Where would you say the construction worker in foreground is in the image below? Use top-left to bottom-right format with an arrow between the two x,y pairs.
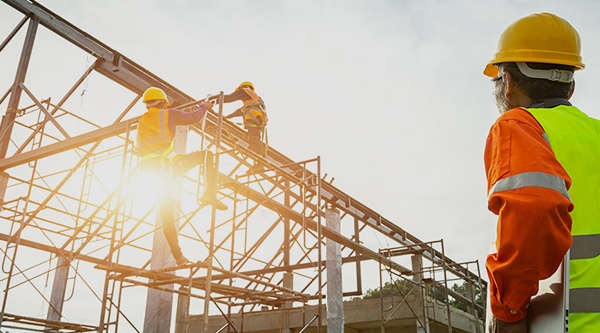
223,81 -> 268,174
137,87 -> 227,266
484,13 -> 600,332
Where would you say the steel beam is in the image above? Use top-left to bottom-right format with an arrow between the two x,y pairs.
0,16 -> 28,54
0,116 -> 140,170
0,16 -> 37,158
220,174 -> 412,275
0,233 -> 303,305
2,0 -> 191,104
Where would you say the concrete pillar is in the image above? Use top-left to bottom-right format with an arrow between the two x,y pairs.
46,255 -> 70,323
143,126 -> 188,333
281,272 -> 294,333
411,254 -> 429,333
465,282 -> 475,316
466,282 -> 482,333
142,226 -> 175,333
175,287 -> 190,333
326,208 -> 344,332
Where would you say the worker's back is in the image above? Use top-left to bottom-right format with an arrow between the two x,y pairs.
528,104 -> 600,332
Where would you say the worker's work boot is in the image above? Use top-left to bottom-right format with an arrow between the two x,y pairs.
200,195 -> 228,211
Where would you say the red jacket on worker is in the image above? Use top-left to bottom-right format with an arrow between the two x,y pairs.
484,106 -> 573,322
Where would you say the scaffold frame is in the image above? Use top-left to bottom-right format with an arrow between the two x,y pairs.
0,1 -> 486,332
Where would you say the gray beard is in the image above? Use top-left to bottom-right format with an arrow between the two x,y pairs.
493,80 -> 511,115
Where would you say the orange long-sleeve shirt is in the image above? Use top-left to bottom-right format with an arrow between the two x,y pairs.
484,107 -> 573,322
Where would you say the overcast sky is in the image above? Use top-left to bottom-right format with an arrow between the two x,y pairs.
2,0 -> 600,306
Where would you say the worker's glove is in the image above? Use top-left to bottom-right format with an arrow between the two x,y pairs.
489,317 -> 527,333
200,100 -> 214,111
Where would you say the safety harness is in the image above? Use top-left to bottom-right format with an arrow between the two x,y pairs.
240,100 -> 269,156
137,108 -> 177,174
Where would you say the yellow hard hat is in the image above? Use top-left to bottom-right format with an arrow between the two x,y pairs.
484,13 -> 584,78
142,87 -> 170,106
239,81 -> 254,90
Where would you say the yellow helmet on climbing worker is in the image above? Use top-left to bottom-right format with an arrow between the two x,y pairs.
484,13 -> 585,78
142,87 -> 170,107
238,81 -> 254,90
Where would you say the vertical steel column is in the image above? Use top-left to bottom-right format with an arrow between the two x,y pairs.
226,192 -> 238,333
282,180 -> 293,333
0,19 -> 38,324
353,217 -> 362,294
0,171 -> 8,204
0,17 -> 38,158
284,180 -> 290,269
316,156 -> 323,333
202,92 -> 225,333
379,260 -> 385,333
440,240 -> 452,333
326,207 -> 344,332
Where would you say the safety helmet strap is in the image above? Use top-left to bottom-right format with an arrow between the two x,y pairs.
516,62 -> 574,83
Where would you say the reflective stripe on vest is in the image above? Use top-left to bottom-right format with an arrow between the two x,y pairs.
137,108 -> 173,156
489,171 -> 571,200
571,234 -> 600,260
527,106 -> 600,326
570,288 -> 600,313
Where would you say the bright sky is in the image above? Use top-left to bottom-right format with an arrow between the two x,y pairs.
2,0 -> 600,324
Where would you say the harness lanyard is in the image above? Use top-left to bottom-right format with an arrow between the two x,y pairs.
200,95 -> 210,151
242,105 -> 268,157
262,126 -> 269,156
257,99 -> 268,154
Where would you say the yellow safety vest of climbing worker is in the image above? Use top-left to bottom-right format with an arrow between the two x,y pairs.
136,107 -> 174,168
239,87 -> 268,130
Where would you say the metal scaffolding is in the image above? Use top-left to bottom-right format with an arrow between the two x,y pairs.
379,241 -> 486,333
0,1 -> 486,332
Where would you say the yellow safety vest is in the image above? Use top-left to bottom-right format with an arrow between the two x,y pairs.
137,108 -> 173,157
528,105 -> 600,332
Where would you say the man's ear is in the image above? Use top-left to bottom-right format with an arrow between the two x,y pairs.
503,71 -> 515,99
568,80 -> 575,100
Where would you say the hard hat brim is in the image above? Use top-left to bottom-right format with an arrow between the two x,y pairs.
484,64 -> 499,78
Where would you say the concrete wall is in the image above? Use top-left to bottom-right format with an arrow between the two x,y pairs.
185,295 -> 483,333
